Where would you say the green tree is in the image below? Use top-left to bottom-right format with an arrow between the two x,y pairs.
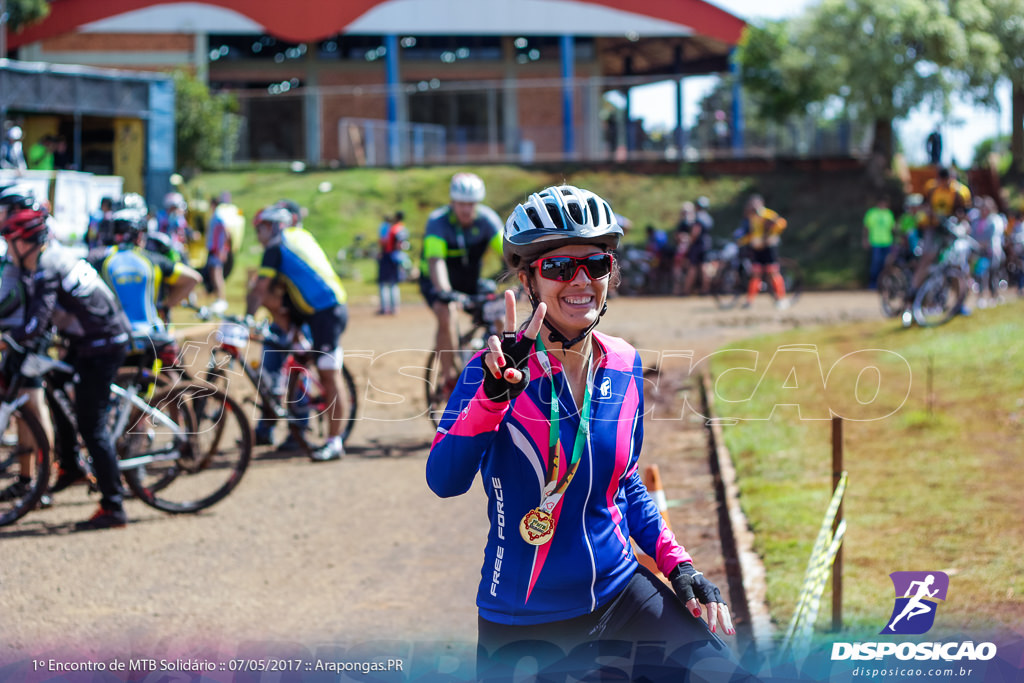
979,0 -> 1024,177
173,70 -> 240,175
735,19 -> 829,121
5,0 -> 50,33
737,0 -> 1001,165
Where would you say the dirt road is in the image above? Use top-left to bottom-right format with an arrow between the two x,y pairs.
0,291 -> 883,676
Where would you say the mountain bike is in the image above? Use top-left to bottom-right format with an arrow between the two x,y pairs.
708,241 -> 803,309
190,306 -> 358,455
877,249 -> 917,318
43,335 -> 252,514
0,344 -> 52,526
1,331 -> 252,524
911,233 -> 977,327
424,287 -> 507,428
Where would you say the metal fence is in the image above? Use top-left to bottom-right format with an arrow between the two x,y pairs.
224,78 -> 874,167
337,118 -> 446,166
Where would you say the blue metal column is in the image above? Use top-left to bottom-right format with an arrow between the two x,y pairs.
146,78 -> 176,207
560,34 -> 575,157
675,78 -> 684,153
730,48 -> 744,152
385,34 -> 401,166
674,46 -> 685,153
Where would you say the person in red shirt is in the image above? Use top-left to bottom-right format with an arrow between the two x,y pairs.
377,211 -> 407,315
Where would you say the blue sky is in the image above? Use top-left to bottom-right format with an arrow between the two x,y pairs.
630,0 -> 1010,166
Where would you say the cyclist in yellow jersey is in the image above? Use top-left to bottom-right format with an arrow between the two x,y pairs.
247,206 -> 349,462
914,167 -> 970,289
738,194 -> 788,308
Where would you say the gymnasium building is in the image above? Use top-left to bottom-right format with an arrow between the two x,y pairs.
5,0 -> 745,166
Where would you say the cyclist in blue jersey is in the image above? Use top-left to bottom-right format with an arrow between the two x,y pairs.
89,209 -> 201,339
247,206 -> 349,462
427,186 -> 752,681
420,173 -> 505,396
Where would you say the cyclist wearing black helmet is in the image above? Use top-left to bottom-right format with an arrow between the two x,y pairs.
0,205 -> 132,530
88,208 -> 201,338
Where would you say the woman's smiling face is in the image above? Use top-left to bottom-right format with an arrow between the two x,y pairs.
520,243 -> 611,340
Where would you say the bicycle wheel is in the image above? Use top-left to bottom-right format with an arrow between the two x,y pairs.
424,345 -> 477,428
711,265 -> 744,309
283,361 -> 358,454
912,269 -> 967,327
877,265 -> 909,318
121,383 -> 252,513
778,258 -> 803,304
0,407 -> 51,527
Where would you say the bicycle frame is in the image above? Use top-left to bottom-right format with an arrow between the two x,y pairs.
41,354 -> 189,476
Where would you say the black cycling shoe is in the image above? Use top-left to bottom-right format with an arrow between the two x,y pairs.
0,478 -> 30,502
254,430 -> 275,447
49,467 -> 87,493
74,505 -> 128,531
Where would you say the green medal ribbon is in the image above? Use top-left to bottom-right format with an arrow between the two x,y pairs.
534,335 -> 594,514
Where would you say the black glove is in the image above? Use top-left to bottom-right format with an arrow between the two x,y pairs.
481,332 -> 533,403
669,562 -> 725,608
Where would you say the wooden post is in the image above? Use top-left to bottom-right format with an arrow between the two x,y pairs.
831,416 -> 844,632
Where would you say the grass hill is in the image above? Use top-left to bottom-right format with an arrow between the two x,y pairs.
185,165 -> 880,302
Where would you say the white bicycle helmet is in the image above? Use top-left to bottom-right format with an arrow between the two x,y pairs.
255,205 -> 292,229
121,192 -> 148,213
449,172 -> 486,203
504,185 -> 622,269
164,192 -> 186,211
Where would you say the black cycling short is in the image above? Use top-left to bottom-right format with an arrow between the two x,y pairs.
419,275 -> 476,308
304,304 -> 348,356
751,246 -> 779,266
476,564 -> 757,682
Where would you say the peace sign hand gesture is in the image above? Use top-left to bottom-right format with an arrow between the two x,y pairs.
481,290 -> 546,402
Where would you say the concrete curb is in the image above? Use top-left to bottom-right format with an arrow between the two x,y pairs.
700,368 -> 775,655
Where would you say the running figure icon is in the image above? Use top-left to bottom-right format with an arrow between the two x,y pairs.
887,574 -> 938,631
881,571 -> 949,635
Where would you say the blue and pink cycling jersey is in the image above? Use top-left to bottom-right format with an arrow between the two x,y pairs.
426,331 -> 692,626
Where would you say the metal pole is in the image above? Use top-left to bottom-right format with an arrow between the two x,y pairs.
1,0 -> 8,59
831,416 -> 844,632
384,34 -> 400,166
729,48 -> 744,152
560,34 -> 575,158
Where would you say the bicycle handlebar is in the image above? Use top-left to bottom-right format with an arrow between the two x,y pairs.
181,302 -> 273,342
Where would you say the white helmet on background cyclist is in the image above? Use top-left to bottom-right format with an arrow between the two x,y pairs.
503,185 -> 622,269
163,192 -> 187,212
121,192 -> 148,213
450,173 -> 486,203
255,205 -> 292,231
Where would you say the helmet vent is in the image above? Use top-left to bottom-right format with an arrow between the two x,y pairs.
566,202 -> 583,225
525,206 -> 543,230
545,204 -> 565,231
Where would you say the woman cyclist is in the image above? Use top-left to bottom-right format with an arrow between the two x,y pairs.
426,185 -> 755,681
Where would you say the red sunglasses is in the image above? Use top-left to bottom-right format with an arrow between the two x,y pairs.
533,253 -> 614,282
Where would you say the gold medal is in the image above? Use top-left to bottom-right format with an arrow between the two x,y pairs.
519,508 -> 555,545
